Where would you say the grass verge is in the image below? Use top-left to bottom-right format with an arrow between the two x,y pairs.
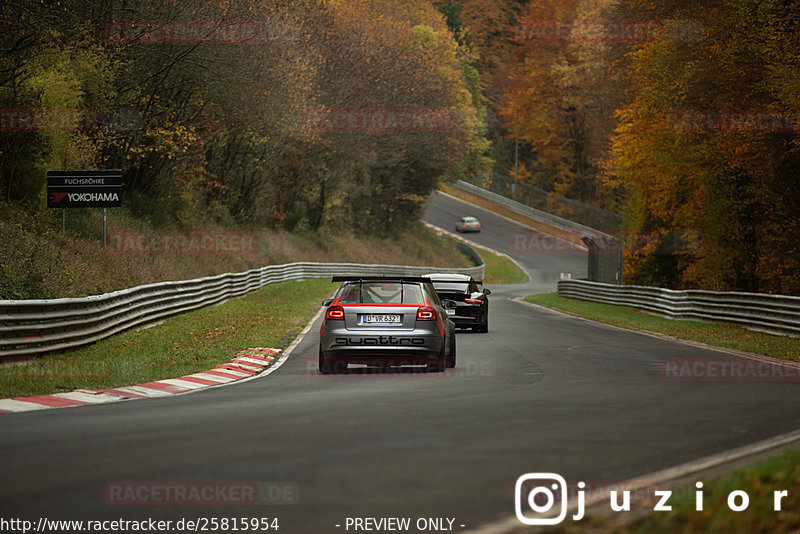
524,293 -> 800,361
0,204 -> 470,299
427,224 -> 528,285
479,247 -> 528,285
542,448 -> 800,534
0,278 -> 333,398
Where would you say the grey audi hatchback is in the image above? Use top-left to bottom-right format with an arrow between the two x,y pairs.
319,276 -> 456,374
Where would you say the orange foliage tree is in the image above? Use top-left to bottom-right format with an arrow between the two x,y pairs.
607,0 -> 800,293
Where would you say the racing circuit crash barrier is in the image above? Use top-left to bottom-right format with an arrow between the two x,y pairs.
558,279 -> 800,337
0,260 -> 484,360
453,180 -> 623,284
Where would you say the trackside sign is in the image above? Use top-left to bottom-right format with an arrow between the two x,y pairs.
47,170 -> 123,208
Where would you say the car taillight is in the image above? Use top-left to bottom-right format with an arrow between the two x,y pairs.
326,306 -> 344,320
465,298 -> 483,304
416,306 -> 436,320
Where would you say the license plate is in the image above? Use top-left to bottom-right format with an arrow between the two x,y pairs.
361,314 -> 401,324
446,309 -> 455,316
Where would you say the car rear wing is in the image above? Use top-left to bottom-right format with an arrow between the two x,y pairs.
430,279 -> 483,285
331,276 -> 433,283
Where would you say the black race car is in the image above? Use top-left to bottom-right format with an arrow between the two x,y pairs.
424,273 -> 490,333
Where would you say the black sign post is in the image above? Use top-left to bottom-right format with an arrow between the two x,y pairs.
47,170 -> 124,248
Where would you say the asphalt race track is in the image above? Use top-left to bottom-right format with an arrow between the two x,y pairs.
1,192 -> 799,532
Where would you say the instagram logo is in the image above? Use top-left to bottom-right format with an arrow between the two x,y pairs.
514,472 -> 789,524
515,473 -> 574,525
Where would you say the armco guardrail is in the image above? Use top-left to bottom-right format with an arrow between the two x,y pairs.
558,279 -> 800,337
455,180 -> 599,235
487,172 -> 623,233
0,260 -> 484,359
454,180 -> 623,284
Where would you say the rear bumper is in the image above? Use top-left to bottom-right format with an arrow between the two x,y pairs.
322,351 -> 439,367
320,330 -> 444,364
450,316 -> 482,327
450,308 -> 486,327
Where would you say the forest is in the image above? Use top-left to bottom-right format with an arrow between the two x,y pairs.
2,0 -> 799,293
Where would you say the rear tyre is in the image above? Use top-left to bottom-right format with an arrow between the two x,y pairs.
320,349 -> 348,374
319,348 -> 332,375
427,343 -> 446,373
446,332 -> 456,369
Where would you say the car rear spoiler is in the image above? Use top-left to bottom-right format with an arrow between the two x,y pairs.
430,279 -> 483,285
331,276 -> 433,283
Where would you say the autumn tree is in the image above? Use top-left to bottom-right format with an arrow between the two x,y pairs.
0,1 -> 115,205
300,0 -> 490,233
0,0 -> 492,238
433,0 -> 520,174
607,0 -> 800,293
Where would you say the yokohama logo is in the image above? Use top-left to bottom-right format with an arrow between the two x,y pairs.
67,192 -> 120,202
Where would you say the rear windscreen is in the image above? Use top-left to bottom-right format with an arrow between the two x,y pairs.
432,282 -> 470,293
337,282 -> 424,304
